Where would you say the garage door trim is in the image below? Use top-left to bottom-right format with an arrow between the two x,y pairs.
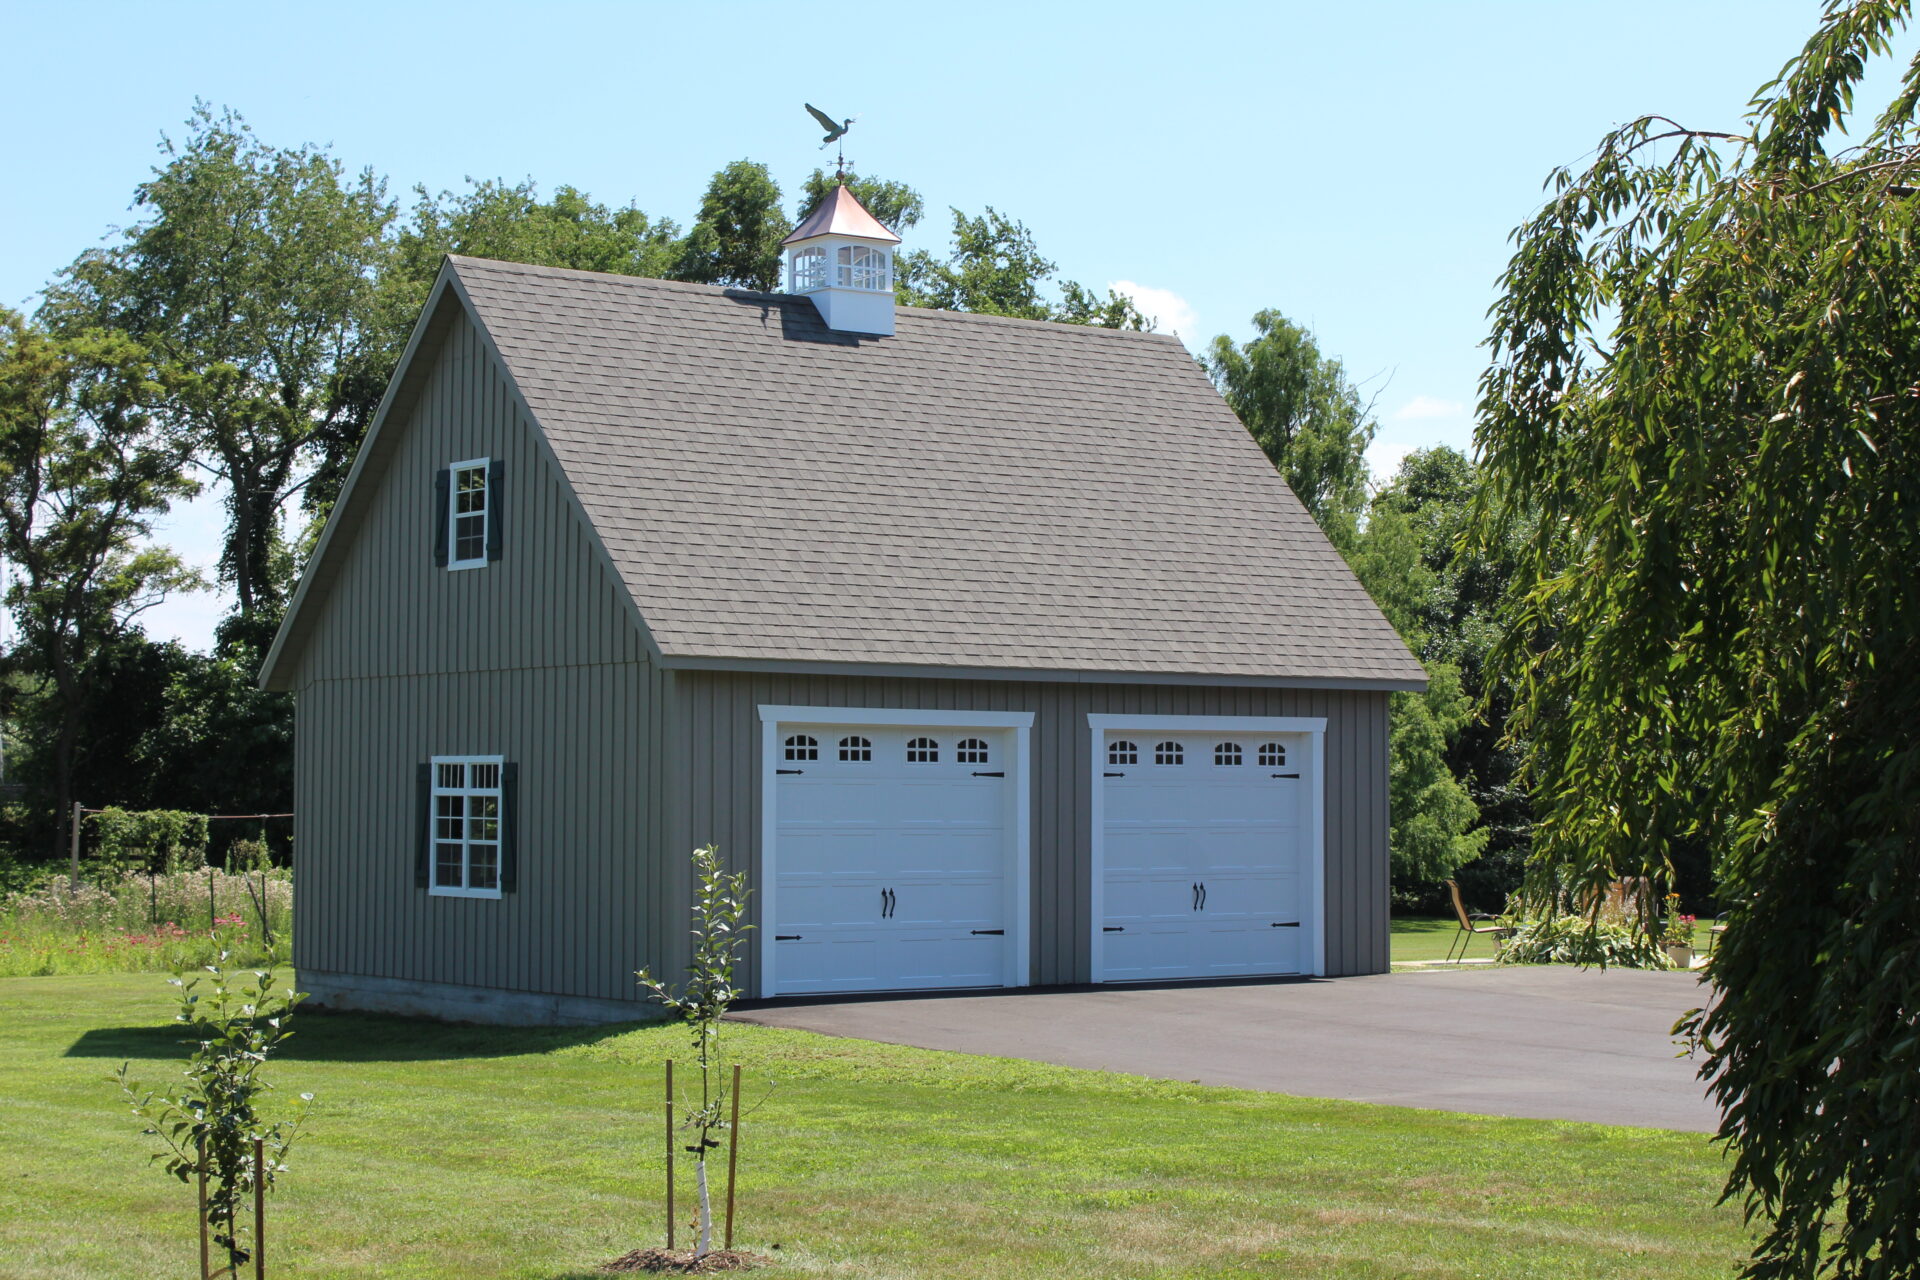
1087,713 -> 1327,981
757,704 -> 1035,997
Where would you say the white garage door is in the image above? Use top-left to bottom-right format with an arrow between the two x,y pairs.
769,723 -> 1016,996
1098,728 -> 1309,981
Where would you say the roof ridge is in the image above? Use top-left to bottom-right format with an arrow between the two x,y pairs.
446,255 -> 1180,344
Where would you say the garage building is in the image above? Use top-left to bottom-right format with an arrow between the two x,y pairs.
259,186 -> 1427,1023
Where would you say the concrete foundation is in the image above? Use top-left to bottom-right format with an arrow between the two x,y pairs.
297,968 -> 661,1027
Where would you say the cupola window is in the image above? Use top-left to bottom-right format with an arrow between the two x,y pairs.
789,246 -> 827,293
837,244 -> 890,291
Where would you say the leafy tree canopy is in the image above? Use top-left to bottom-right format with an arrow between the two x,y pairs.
1475,4 -> 1920,1274
900,207 -> 1148,329
674,159 -> 792,292
41,103 -> 393,620
1205,311 -> 1375,545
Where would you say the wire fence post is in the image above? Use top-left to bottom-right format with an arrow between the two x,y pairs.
68,800 -> 82,885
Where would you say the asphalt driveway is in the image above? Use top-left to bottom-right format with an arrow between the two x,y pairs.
734,966 -> 1721,1132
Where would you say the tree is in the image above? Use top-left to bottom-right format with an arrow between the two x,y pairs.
900,207 -> 1148,328
1371,447 -> 1534,905
638,846 -> 752,1261
673,160 -> 791,292
1346,497 -> 1488,886
1205,311 -> 1375,545
0,313 -> 199,856
41,104 -> 394,622
1475,5 -> 1920,1273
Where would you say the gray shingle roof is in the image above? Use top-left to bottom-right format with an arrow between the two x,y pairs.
450,256 -> 1425,686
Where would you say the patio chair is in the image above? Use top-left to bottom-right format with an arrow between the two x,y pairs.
1445,879 -> 1515,963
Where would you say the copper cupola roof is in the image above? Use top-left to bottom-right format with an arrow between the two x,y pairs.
780,183 -> 902,246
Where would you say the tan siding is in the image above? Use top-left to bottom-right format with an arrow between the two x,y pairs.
677,672 -> 1392,993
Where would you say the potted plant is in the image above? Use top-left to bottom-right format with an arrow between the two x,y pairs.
1661,894 -> 1697,969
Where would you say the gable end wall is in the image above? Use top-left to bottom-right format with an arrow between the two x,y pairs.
290,305 -> 662,1008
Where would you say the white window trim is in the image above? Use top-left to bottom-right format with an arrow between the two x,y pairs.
428,753 -> 504,899
447,456 -> 491,571
757,705 -> 1035,997
1086,714 -> 1327,980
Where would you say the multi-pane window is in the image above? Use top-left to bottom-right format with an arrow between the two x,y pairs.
1108,740 -> 1139,766
784,734 -> 819,761
790,246 -> 827,292
1154,740 -> 1185,765
836,244 -> 890,291
432,757 -> 502,897
955,738 -> 990,764
1214,742 -> 1244,766
838,735 -> 871,761
449,459 -> 490,568
906,736 -> 939,763
1258,742 -> 1288,767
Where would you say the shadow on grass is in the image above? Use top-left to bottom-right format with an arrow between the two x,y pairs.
66,1004 -> 651,1064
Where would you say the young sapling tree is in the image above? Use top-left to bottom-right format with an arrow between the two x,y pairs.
116,945 -> 311,1276
638,844 -> 752,1260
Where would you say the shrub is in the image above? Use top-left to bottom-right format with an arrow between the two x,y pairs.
91,808 -> 210,878
1497,913 -> 1669,969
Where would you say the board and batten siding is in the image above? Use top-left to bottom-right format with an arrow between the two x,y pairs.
674,671 -> 1392,992
286,304 -> 664,1009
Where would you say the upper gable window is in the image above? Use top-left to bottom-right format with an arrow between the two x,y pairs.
446,457 -> 492,570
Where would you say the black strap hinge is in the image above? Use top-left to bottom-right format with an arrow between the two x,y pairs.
1103,926 -> 1124,933
971,771 -> 1004,777
970,928 -> 1005,936
1104,771 -> 1125,777
777,768 -> 804,775
775,934 -> 802,940
1271,921 -> 1301,928
1271,772 -> 1300,779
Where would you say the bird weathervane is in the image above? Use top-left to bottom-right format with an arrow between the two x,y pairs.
805,103 -> 855,177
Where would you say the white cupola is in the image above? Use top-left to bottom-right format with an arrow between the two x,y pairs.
781,183 -> 901,337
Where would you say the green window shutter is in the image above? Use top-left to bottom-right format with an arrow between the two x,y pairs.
415,762 -> 431,888
433,468 -> 450,567
486,459 -> 504,562
499,761 -> 519,893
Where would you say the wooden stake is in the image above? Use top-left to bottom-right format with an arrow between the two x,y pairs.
664,1059 -> 675,1250
69,801 -> 82,885
254,1138 -> 266,1280
724,1064 -> 742,1251
197,1133 -> 211,1280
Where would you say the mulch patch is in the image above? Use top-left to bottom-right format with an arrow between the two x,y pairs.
600,1247 -> 771,1273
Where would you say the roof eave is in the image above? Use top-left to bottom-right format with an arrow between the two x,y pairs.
656,653 -> 1428,692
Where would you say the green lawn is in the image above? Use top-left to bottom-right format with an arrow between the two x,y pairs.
0,972 -> 1749,1279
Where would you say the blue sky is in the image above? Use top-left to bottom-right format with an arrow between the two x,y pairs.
0,1 -> 1887,649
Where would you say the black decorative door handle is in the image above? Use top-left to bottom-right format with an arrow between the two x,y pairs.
1199,883 -> 1207,910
